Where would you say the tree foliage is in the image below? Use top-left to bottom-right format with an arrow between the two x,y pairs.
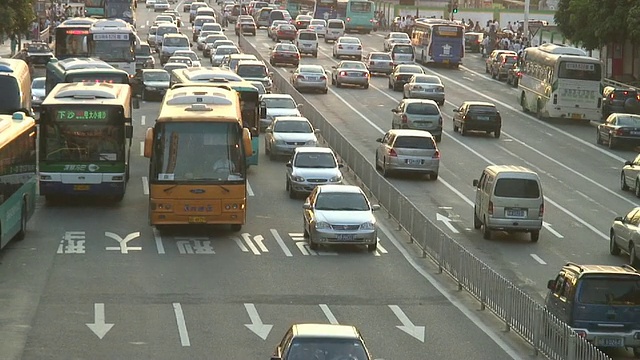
554,0 -> 638,50
0,0 -> 35,36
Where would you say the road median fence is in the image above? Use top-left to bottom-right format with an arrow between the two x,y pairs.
237,34 -> 611,360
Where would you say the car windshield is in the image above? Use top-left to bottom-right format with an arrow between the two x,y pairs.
279,25 -> 296,31
202,24 -> 222,31
294,153 -> 336,168
250,82 -> 266,94
340,38 -> 360,44
157,16 -> 173,22
299,32 -> 316,40
144,71 -> 170,81
27,43 -> 51,53
310,20 -> 326,26
157,27 -> 178,36
398,66 -> 422,73
414,75 -> 440,84
237,65 -> 267,77
394,136 -> 434,149
617,116 -> 640,127
340,62 -> 365,70
578,278 -> 640,305
175,52 -> 198,61
136,46 -> 152,56
263,97 -> 296,108
170,57 -> 191,64
32,78 -> 45,88
164,37 -> 189,47
206,36 -> 226,43
300,66 -> 324,74
393,45 -> 413,54
390,33 -> 409,39
276,44 -> 297,52
215,47 -> 239,55
315,192 -> 369,211
468,105 -> 497,114
274,120 -> 312,133
494,178 -> 540,198
406,103 -> 440,115
370,53 -> 391,60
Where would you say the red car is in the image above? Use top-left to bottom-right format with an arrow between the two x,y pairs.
270,43 -> 300,67
273,24 -> 297,42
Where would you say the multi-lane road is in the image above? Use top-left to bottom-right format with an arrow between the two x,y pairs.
0,3 -> 544,360
240,9 -> 640,360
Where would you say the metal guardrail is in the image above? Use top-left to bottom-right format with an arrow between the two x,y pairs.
237,34 -> 612,360
603,78 -> 640,92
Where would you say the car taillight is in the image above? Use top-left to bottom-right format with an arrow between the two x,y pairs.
297,75 -> 304,79
339,71 -> 347,76
463,115 -> 469,121
295,53 -> 300,58
389,62 -> 394,66
539,203 -> 544,218
610,93 -> 616,99
320,75 -> 327,80
338,45 -> 343,49
637,94 -> 640,101
412,85 -> 422,90
346,17 -> 351,22
516,71 -> 522,77
370,18 -> 373,22
357,45 -> 362,50
488,201 -> 493,215
574,330 -> 587,338
388,148 -> 397,157
616,128 -> 624,136
432,150 -> 440,159
297,21 -> 301,25
401,114 -> 408,123
624,91 -> 629,96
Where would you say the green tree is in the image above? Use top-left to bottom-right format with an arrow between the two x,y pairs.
0,0 -> 34,37
554,0 -> 634,50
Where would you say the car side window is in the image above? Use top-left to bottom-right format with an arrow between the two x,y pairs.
606,116 -> 616,125
551,274 -> 566,296
631,210 -> 640,226
477,172 -> 486,189
562,277 -> 575,301
280,329 -> 294,356
624,209 -> 638,223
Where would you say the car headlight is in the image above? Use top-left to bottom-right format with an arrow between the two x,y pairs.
305,140 -> 316,145
329,175 -> 342,183
32,95 -> 39,100
315,221 -> 331,229
360,222 -> 376,230
291,175 -> 304,182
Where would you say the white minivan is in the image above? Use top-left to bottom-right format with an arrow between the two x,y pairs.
472,165 -> 544,242
296,30 -> 318,57
324,19 -> 345,43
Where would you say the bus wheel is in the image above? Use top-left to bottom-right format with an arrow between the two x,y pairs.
536,100 -> 547,120
230,224 -> 242,232
16,199 -> 27,241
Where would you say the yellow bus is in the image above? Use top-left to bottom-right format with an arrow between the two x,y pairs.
143,86 -> 252,230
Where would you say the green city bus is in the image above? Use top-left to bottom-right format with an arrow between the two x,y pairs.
39,82 -> 138,202
0,112 -> 37,249
45,57 -> 130,94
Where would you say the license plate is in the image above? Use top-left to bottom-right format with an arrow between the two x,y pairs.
304,44 -> 311,47
188,216 -> 207,224
73,185 -> 90,191
443,59 -> 450,64
308,76 -> 318,81
571,113 -> 582,119
506,209 -> 526,218
406,159 -> 423,165
631,131 -> 640,135
597,337 -> 623,347
477,116 -> 490,121
337,234 -> 355,241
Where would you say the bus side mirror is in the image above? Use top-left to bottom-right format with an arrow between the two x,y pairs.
125,124 -> 133,139
144,127 -> 154,158
132,97 -> 140,109
242,128 -> 253,157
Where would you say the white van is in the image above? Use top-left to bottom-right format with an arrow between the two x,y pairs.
324,19 -> 345,43
296,30 -> 318,57
472,165 -> 544,242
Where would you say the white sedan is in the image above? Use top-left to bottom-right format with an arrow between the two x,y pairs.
383,32 -> 411,51
332,36 -> 363,60
154,0 -> 170,12
308,19 -> 326,38
145,0 -> 157,8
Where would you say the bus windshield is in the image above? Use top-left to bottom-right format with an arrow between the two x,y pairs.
434,25 -> 463,37
55,30 -> 90,59
152,122 -> 245,182
558,61 -> 602,81
0,77 -> 21,115
85,0 -> 104,6
107,2 -> 134,19
41,106 -> 125,162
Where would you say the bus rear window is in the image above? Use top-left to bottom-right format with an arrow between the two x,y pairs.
434,25 -> 462,37
350,2 -> 371,12
558,61 -> 602,81
0,77 -> 20,115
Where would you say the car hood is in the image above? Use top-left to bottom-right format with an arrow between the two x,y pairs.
273,132 -> 317,142
292,167 -> 340,179
144,80 -> 170,87
314,209 -> 375,224
266,108 -> 301,117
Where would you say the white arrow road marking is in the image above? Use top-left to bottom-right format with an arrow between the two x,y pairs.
543,222 -> 563,238
141,176 -> 149,195
173,303 -> 191,346
253,235 -> 268,253
319,304 -> 339,325
244,303 -> 273,340
153,227 -> 165,254
86,303 -> 114,339
234,236 -> 249,252
436,213 -> 459,233
140,115 -> 146,125
388,305 -> 425,342
242,233 -> 261,255
270,229 -> 293,257
247,180 -> 254,196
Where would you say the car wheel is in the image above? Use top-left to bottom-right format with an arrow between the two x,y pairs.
313,52 -> 317,58
520,93 -> 528,112
388,80 -> 392,89
610,232 -> 621,255
461,124 -> 468,136
630,243 -> 640,267
288,185 -> 297,199
596,130 -> 603,145
367,242 -> 377,252
303,220 -> 309,238
141,89 -> 146,101
331,76 -> 335,85
635,181 -> 640,198
453,121 -> 459,132
336,81 -> 341,88
374,153 -> 380,169
530,230 -> 540,242
308,235 -> 319,250
482,219 -> 491,240
435,135 -> 441,142
621,172 -> 629,191
430,172 -> 438,181
608,134 -> 617,149
473,209 -> 481,229
494,128 -> 501,138
270,59 -> 275,65
363,83 -> 369,89
322,88 -> 328,94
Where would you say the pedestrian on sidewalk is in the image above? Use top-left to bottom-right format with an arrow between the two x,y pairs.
10,33 -> 17,57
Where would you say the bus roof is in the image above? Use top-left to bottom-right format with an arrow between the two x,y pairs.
157,86 -> 242,123
0,58 -> 29,75
537,43 -> 588,56
90,18 -> 132,30
59,17 -> 98,27
0,112 -> 35,148
524,46 -> 600,64
173,67 -> 243,83
42,83 -> 132,109
171,81 -> 260,94
50,57 -> 114,71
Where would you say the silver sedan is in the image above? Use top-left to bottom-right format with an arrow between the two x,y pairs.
364,52 -> 393,75
330,61 -> 370,89
403,74 -> 445,105
303,185 -> 380,252
264,116 -> 319,159
291,64 -> 328,94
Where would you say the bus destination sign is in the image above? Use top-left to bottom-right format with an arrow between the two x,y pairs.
56,109 -> 109,121
93,33 -> 129,41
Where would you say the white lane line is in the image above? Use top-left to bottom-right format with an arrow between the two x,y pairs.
247,180 -> 254,196
530,254 -> 547,265
140,141 -> 144,157
172,303 -> 191,347
141,115 -> 146,125
270,229 -> 293,257
319,304 -> 339,325
153,227 -> 165,254
378,222 -> 522,360
142,176 -> 149,195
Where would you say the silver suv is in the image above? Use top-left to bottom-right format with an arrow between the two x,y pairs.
160,34 -> 191,65
286,147 -> 343,198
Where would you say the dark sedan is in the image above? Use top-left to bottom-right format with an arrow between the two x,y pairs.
274,24 -> 297,42
388,64 -> 424,91
24,42 -> 53,66
133,69 -> 171,101
294,14 -> 312,29
270,43 -> 300,67
597,113 -> 640,149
